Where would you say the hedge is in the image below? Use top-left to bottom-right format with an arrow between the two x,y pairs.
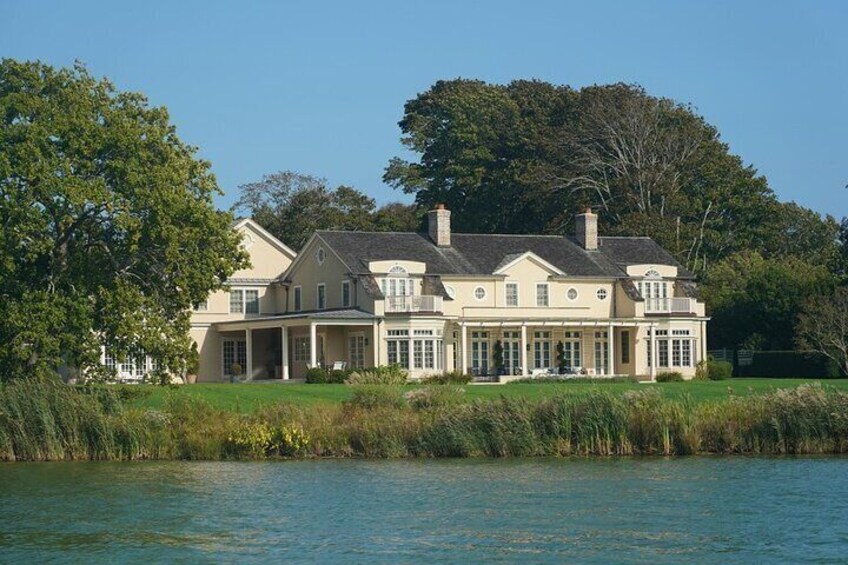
735,351 -> 842,379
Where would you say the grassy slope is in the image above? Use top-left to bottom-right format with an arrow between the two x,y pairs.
129,379 -> 848,413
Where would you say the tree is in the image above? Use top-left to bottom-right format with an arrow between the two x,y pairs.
0,60 -> 248,379
235,171 -> 422,249
797,288 -> 848,377
701,252 -> 837,350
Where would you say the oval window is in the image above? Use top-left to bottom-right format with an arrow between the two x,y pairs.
567,287 -> 579,301
445,285 -> 456,299
474,286 -> 487,301
316,247 -> 326,265
596,288 -> 608,301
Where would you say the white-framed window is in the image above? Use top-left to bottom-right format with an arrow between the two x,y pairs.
293,286 -> 302,312
471,332 -> 489,373
316,247 -> 326,265
566,287 -> 578,302
533,331 -> 551,369
381,265 -> 414,297
473,286 -> 487,301
341,280 -> 351,307
536,283 -> 549,307
317,283 -> 326,310
563,331 -> 581,368
293,336 -> 310,362
620,331 -> 630,364
230,289 -> 259,314
193,299 -> 208,312
505,282 -> 519,307
445,285 -> 456,299
222,339 -> 247,375
596,288 -> 608,301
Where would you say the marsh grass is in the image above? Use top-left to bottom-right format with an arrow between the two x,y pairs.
2,379 -> 848,461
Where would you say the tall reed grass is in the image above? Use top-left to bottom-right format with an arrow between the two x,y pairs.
2,379 -> 847,461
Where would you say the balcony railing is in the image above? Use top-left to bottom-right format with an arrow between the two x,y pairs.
644,297 -> 697,314
385,295 -> 443,313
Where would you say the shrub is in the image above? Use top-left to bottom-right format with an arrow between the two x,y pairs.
421,371 -> 472,385
708,360 -> 733,381
509,376 -> 638,384
305,367 -> 329,384
346,385 -> 406,410
345,365 -> 408,385
270,424 -> 310,456
735,351 -> 841,378
694,360 -> 709,381
656,371 -> 684,382
405,386 -> 465,410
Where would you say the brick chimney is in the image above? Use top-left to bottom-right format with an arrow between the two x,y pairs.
428,204 -> 451,247
575,208 -> 598,250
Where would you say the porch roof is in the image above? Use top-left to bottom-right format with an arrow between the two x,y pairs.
213,308 -> 378,331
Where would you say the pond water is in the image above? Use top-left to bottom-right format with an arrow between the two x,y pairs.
1,457 -> 847,563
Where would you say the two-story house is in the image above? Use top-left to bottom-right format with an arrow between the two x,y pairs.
194,206 -> 707,382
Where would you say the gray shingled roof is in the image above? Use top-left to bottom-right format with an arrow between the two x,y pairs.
314,231 -> 692,279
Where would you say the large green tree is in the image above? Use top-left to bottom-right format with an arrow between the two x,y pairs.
235,171 -> 420,249
384,80 -> 840,275
0,60 -> 248,380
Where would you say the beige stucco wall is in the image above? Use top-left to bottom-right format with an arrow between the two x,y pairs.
625,264 -> 678,278
286,236 -> 356,311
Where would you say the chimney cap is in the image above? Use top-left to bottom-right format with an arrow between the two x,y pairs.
435,203 -> 446,210
582,207 -> 594,215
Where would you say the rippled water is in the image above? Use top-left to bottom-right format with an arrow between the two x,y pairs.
1,457 -> 847,563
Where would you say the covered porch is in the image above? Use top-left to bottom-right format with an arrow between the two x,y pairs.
213,310 -> 380,381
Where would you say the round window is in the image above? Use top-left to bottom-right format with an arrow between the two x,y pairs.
567,287 -> 579,301
474,286 -> 487,301
316,247 -> 325,265
445,285 -> 456,299
596,288 -> 608,301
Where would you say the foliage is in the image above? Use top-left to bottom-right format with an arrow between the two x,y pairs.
492,340 -> 504,373
233,171 -> 421,250
707,360 -> 733,381
555,341 -> 566,373
0,60 -> 247,380
702,251 -> 837,350
734,352 -> 841,379
346,385 -> 405,410
305,367 -> 351,384
656,372 -> 685,382
420,370 -> 472,385
796,287 -> 848,377
344,365 -> 408,385
509,376 -> 639,384
404,386 -> 465,410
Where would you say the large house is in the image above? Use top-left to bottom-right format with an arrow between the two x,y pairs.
183,207 -> 707,382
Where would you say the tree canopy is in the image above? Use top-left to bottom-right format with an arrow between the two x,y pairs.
234,171 -> 421,250
0,60 -> 248,379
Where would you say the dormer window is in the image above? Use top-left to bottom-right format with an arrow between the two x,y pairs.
381,265 -> 414,297
638,269 -> 669,302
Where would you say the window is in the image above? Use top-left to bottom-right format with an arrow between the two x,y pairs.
229,290 -> 244,313
658,340 -> 669,367
567,287 -> 578,302
594,340 -> 609,375
620,331 -> 630,364
293,336 -> 310,362
316,284 -> 326,310
245,290 -> 259,314
474,286 -> 487,301
445,285 -> 456,299
382,266 -> 414,297
596,288 -> 608,301
471,338 -> 489,373
293,286 -> 302,312
387,339 -> 410,367
193,300 -> 208,312
341,280 -> 351,307
316,247 -> 326,264
349,334 -> 365,368
505,282 -> 519,307
222,339 -> 247,375
230,289 -> 259,314
563,331 -> 581,368
536,283 -> 549,307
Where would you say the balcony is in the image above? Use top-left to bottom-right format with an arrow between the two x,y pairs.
644,297 -> 697,315
385,295 -> 443,313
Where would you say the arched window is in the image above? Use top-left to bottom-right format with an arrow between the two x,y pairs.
388,265 -> 408,276
382,265 -> 414,297
644,269 -> 661,279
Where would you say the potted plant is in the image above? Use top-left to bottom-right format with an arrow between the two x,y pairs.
493,340 -> 505,376
229,363 -> 242,383
184,343 -> 200,384
556,341 -> 566,375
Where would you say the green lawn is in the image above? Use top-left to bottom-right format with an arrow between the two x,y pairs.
128,378 -> 848,413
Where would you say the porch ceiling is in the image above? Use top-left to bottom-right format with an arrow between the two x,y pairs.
213,308 -> 378,331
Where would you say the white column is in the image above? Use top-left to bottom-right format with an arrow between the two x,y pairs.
700,321 -> 708,363
650,325 -> 657,381
520,324 -> 528,376
309,323 -> 317,368
372,322 -> 380,368
281,326 -> 289,380
608,323 -> 615,376
461,324 -> 468,375
245,328 -> 253,379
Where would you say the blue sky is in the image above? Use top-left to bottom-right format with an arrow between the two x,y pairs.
2,1 -> 846,218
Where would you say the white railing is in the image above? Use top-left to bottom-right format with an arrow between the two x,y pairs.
644,297 -> 696,314
385,295 -> 443,313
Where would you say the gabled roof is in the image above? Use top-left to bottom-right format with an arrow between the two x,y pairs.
314,230 -> 693,279
233,218 -> 297,259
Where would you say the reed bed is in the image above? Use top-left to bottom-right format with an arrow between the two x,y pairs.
2,377 -> 848,461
